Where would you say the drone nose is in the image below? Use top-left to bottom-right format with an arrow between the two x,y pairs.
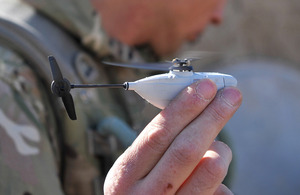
223,75 -> 238,87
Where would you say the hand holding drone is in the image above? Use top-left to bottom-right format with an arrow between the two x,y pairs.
104,74 -> 242,194
49,56 -> 237,120
49,55 -> 242,194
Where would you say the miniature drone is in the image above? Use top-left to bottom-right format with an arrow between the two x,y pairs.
49,56 -> 237,120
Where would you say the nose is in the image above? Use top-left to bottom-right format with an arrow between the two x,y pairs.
211,12 -> 223,24
211,0 -> 226,25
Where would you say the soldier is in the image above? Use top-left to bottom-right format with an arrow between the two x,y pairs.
0,0 -> 242,195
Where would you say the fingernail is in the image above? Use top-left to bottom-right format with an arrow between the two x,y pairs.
221,87 -> 242,107
195,79 -> 217,101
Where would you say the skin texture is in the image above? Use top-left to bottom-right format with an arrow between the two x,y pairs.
91,0 -> 226,56
91,1 -> 240,194
103,79 -> 242,194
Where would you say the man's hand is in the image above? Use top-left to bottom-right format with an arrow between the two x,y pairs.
104,79 -> 242,194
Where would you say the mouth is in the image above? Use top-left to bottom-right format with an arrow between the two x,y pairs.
187,32 -> 202,43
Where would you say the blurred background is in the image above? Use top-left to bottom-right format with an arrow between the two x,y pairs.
178,0 -> 300,194
1,0 -> 300,194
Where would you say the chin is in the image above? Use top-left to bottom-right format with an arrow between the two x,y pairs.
153,42 -> 183,57
187,33 -> 203,43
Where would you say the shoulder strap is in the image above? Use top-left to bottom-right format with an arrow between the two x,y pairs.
0,2 -> 82,84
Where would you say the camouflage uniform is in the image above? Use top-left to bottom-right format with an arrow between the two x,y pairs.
0,0 -> 159,194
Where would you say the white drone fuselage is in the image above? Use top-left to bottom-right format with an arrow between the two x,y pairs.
126,70 -> 237,109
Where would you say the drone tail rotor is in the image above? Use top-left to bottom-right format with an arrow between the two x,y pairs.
49,55 -> 64,82
48,55 -> 77,120
62,93 -> 77,120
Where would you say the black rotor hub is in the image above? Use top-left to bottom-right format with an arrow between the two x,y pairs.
51,78 -> 71,97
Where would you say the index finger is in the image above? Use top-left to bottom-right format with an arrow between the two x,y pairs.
113,79 -> 218,183
142,87 -> 242,194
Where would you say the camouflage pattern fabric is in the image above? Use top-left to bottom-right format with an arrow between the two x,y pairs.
0,45 -> 64,195
22,0 -> 159,63
23,0 -> 110,56
0,44 -> 133,195
0,0 -> 161,195
20,0 -> 161,130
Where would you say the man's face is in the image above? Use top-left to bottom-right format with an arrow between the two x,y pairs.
93,0 -> 226,56
152,0 -> 226,55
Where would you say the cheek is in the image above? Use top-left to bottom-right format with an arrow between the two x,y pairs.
181,0 -> 223,33
156,40 -> 181,55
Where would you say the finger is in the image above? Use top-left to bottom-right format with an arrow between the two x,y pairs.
105,79 -> 217,186
141,87 -> 242,194
176,141 -> 232,195
131,79 -> 217,177
214,184 -> 234,195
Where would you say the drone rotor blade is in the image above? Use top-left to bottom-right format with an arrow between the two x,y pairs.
185,57 -> 201,62
179,51 -> 221,59
62,93 -> 77,120
48,55 -> 77,120
102,61 -> 171,71
49,56 -> 64,82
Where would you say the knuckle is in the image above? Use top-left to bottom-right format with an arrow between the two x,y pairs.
201,154 -> 229,183
103,166 -> 128,194
214,141 -> 233,161
187,84 -> 213,106
190,92 -> 206,107
206,104 -> 227,123
171,140 -> 200,165
145,122 -> 173,153
214,184 -> 234,195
